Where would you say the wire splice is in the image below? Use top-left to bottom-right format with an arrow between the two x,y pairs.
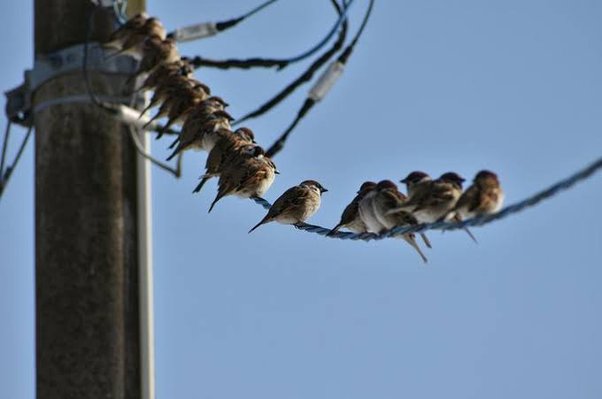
168,0 -> 278,42
187,0 -> 353,70
169,22 -> 218,42
309,60 -> 345,102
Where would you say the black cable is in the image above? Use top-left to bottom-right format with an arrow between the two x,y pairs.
265,0 -> 375,158
187,0 -> 353,71
0,125 -> 32,200
214,0 -> 278,32
233,0 -> 349,126
0,121 -> 11,178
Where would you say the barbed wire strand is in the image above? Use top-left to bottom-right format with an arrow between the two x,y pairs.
250,156 -> 602,240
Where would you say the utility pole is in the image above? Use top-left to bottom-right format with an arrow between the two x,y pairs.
33,1 -> 150,398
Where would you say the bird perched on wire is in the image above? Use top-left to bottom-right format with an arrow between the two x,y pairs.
104,16 -> 166,59
391,172 -> 477,243
444,170 -> 504,223
400,171 -> 432,199
208,146 -> 278,213
139,74 -> 209,117
328,181 -> 376,235
166,108 -> 234,160
390,172 -> 465,223
371,180 -> 429,263
143,83 -> 212,138
153,85 -> 211,139
191,128 -> 257,194
103,13 -> 148,51
249,180 -> 328,233
134,58 -> 193,93
130,35 -> 180,81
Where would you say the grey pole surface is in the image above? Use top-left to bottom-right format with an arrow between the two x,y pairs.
34,2 -> 144,398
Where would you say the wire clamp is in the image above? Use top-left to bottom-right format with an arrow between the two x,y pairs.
4,43 -> 138,127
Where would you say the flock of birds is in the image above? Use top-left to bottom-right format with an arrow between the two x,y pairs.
103,14 -> 505,263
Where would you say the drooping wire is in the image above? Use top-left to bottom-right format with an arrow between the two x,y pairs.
0,121 -> 12,179
0,125 -> 33,200
265,0 -> 375,158
233,0 -> 349,126
251,156 -> 602,240
187,0 -> 355,70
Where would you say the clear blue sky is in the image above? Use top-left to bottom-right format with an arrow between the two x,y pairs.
1,1 -> 601,398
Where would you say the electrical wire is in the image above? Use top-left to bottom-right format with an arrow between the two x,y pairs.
0,125 -> 33,200
265,0 -> 374,158
187,0 -> 355,70
250,156 -> 602,240
167,0 -> 279,44
233,0 -> 349,126
0,121 -> 12,179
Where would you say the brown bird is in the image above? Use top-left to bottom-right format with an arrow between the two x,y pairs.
249,180 -> 328,233
134,59 -> 193,93
208,146 -> 278,213
391,172 -> 465,223
446,170 -> 504,221
133,36 -> 180,79
143,83 -> 211,137
139,75 -> 209,118
166,108 -> 234,160
103,13 -> 148,51
104,17 -> 166,59
371,180 -> 429,263
328,181 -> 376,235
153,87 -> 210,138
400,171 -> 432,199
191,128 -> 257,194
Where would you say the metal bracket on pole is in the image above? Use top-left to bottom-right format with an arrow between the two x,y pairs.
4,42 -> 138,127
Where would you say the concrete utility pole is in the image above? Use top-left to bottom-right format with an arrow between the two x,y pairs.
33,1 -> 149,398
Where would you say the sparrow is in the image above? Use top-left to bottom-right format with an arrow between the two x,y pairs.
249,180 -> 328,233
139,75 -> 209,117
191,128 -> 257,194
393,172 -> 478,242
357,180 -> 383,234
166,108 -> 234,160
446,170 -> 504,221
104,17 -> 166,59
391,172 -> 465,223
328,181 -> 376,235
208,146 -> 278,213
143,83 -> 211,136
103,13 -> 148,51
134,59 -> 193,93
371,180 -> 429,263
153,86 -> 210,138
132,36 -> 180,80
400,171 -> 432,199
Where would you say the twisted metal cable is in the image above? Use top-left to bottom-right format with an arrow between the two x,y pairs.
251,156 -> 602,240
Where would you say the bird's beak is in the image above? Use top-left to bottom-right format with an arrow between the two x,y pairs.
321,188 -> 328,193
400,178 -> 408,184
275,170 -> 280,175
